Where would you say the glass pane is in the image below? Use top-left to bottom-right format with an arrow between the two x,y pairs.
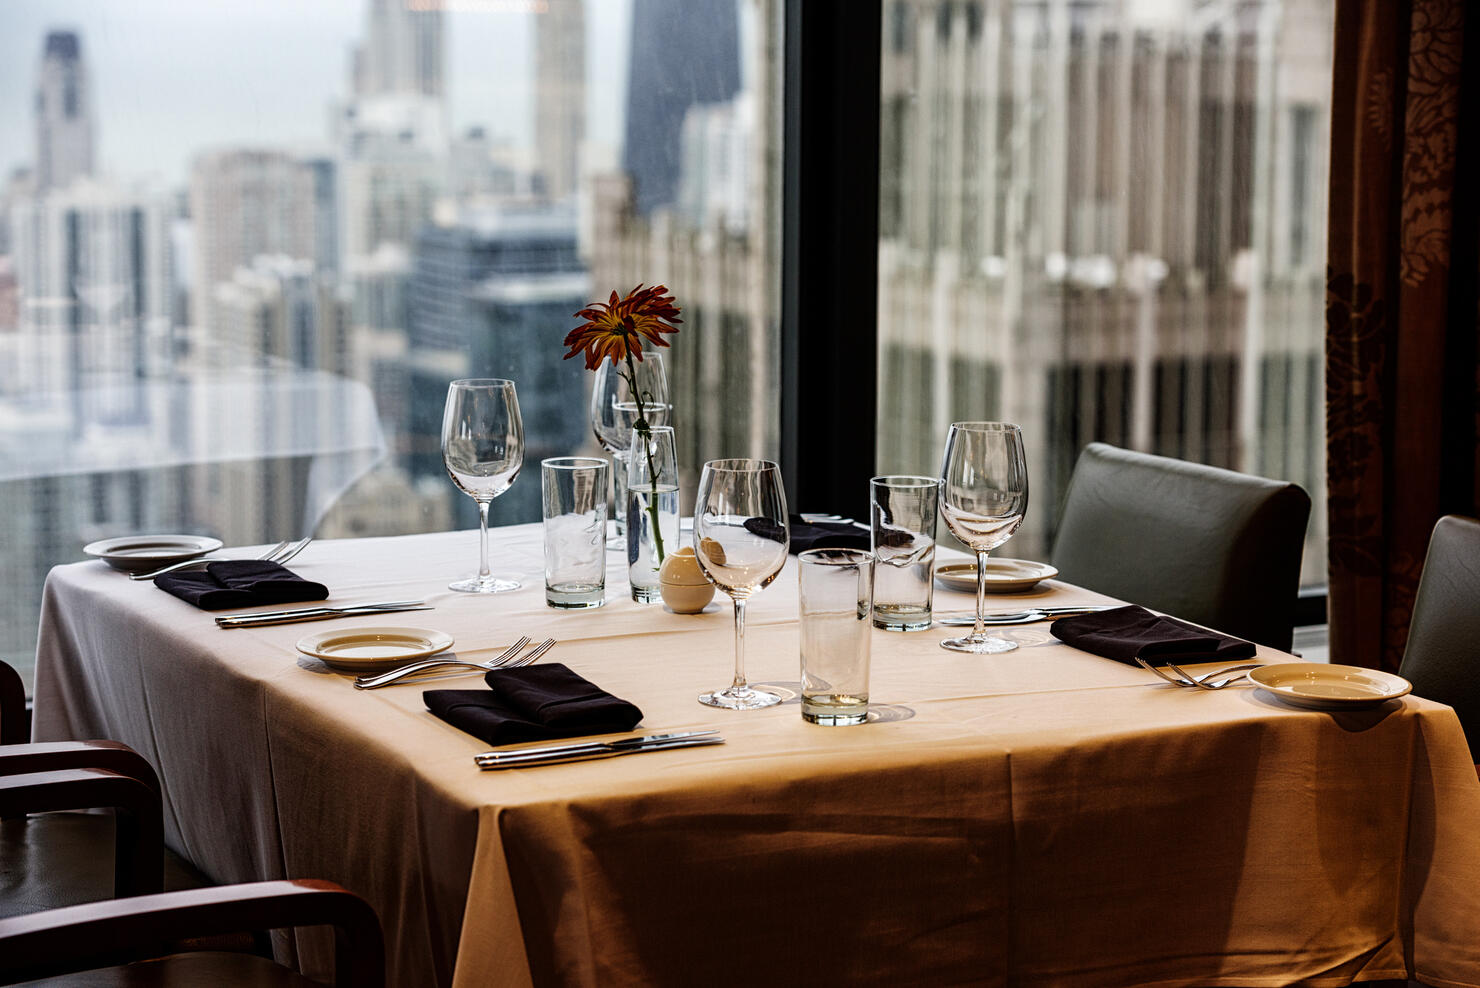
876,0 -> 1332,585
0,0 -> 781,692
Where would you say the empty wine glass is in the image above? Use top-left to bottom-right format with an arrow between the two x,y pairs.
590,353 -> 671,542
694,459 -> 790,710
443,379 -> 524,593
939,422 -> 1029,652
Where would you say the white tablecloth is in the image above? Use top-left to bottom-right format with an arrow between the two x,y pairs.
31,525 -> 1480,987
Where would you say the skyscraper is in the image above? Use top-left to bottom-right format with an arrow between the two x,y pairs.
355,0 -> 444,99
188,150 -> 328,334
33,31 -> 95,193
534,0 -> 586,201
622,0 -> 742,216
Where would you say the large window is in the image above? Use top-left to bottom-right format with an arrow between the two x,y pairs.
0,0 -> 783,690
874,0 -> 1332,583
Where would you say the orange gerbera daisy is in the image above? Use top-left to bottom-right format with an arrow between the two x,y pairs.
563,284 -> 682,370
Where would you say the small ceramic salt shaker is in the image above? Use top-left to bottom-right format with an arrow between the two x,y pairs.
659,546 -> 716,613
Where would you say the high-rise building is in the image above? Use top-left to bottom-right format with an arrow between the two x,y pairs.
33,31 -> 94,194
534,0 -> 586,201
407,202 -> 590,523
2,177 -> 178,682
676,94 -> 753,236
336,0 -> 448,268
9,179 -> 174,422
354,0 -> 444,99
189,150 -> 331,335
872,0 -> 1331,579
622,0 -> 742,216
594,0 -> 781,490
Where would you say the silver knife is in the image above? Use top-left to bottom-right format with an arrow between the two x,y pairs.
936,605 -> 1116,627
475,734 -> 725,770
474,730 -> 721,766
216,602 -> 432,627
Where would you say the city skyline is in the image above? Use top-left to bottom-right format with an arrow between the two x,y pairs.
0,0 -> 633,187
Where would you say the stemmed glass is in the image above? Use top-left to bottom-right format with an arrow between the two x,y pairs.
694,459 -> 790,710
590,353 -> 671,542
442,379 -> 525,593
938,422 -> 1029,652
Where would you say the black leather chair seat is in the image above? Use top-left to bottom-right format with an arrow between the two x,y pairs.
2,812 -> 213,920
14,951 -> 322,987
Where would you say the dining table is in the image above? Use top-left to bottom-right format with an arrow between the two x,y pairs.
29,523 -> 1480,988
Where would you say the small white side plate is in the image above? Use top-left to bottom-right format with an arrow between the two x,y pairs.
1248,663 -> 1412,710
84,535 -> 224,573
935,558 -> 1059,594
297,627 -> 454,672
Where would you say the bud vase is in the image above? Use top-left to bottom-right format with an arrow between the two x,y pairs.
627,425 -> 680,603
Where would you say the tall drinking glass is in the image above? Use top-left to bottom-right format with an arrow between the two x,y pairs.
939,422 -> 1029,652
694,459 -> 789,710
442,379 -> 524,593
590,353 -> 671,541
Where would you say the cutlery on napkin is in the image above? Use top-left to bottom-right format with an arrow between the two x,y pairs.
425,663 -> 643,747
155,560 -> 328,611
215,601 -> 432,628
1049,604 -> 1257,665
475,730 -> 724,770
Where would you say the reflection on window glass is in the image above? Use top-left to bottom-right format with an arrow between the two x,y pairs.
0,0 -> 781,690
876,0 -> 1332,584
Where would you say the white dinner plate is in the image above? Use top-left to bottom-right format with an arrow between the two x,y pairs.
83,534 -> 224,573
1248,663 -> 1412,710
935,558 -> 1059,594
296,626 -> 454,673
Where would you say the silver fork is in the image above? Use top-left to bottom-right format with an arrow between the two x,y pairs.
353,636 -> 553,690
129,537 -> 308,581
1134,655 -> 1261,689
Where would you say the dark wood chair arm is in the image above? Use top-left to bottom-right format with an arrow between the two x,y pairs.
0,879 -> 385,988
0,740 -> 162,793
0,661 -> 23,745
0,767 -> 163,899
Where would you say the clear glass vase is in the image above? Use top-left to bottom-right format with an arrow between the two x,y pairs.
626,425 -> 680,603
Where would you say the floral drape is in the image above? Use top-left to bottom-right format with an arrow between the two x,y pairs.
1326,0 -> 1479,673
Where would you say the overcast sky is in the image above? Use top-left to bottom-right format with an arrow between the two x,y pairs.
0,0 -> 631,188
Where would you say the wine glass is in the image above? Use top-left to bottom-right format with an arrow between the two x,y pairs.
590,353 -> 671,542
442,379 -> 525,593
938,422 -> 1029,653
694,458 -> 790,709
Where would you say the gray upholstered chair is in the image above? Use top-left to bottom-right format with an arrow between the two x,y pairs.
1397,515 -> 1480,765
1049,442 -> 1311,651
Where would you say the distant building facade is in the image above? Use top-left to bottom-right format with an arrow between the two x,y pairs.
534,0 -> 586,200
33,31 -> 94,193
407,202 -> 590,523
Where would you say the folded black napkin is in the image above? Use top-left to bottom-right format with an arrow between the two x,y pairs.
743,515 -> 871,554
424,663 -> 644,747
154,560 -> 329,611
1050,604 -> 1256,665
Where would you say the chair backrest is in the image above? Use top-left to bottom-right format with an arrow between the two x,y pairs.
1049,442 -> 1311,651
1398,515 -> 1480,761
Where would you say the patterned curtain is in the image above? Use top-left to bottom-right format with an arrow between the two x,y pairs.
1326,0 -> 1479,673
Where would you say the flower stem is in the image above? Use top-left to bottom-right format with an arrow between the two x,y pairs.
622,350 -> 665,564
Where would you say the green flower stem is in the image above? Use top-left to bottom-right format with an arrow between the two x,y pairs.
622,350 -> 666,564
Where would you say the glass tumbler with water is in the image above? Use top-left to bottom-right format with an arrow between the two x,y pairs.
541,457 -> 608,608
799,548 -> 875,726
869,475 -> 940,631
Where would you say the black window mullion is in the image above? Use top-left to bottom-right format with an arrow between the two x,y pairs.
781,0 -> 882,519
